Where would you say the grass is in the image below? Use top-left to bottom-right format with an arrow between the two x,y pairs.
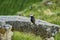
12,31 -> 60,40
0,0 -> 42,15
22,9 -> 60,25
12,31 -> 42,40
55,32 -> 60,40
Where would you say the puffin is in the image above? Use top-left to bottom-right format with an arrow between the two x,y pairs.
30,14 -> 35,24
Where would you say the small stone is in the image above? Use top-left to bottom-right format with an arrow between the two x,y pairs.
45,37 -> 54,40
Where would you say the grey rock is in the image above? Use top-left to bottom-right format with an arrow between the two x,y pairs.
0,16 -> 60,39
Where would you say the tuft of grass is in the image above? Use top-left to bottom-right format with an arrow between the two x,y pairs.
55,32 -> 60,40
12,31 -> 60,40
12,31 -> 42,40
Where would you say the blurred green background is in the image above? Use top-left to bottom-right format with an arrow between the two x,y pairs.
0,0 -> 60,25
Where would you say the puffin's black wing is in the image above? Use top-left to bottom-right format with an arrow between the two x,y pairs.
30,16 -> 35,24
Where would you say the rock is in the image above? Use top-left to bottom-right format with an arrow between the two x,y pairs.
0,16 -> 60,39
0,22 -> 13,40
1,31 -> 13,40
45,37 -> 54,40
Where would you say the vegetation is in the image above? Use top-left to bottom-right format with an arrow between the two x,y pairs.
0,0 -> 60,40
0,0 -> 42,15
13,31 -> 42,40
55,32 -> 60,40
0,0 -> 60,25
13,31 -> 60,40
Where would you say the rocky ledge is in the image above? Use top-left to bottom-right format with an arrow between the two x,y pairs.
0,16 -> 60,39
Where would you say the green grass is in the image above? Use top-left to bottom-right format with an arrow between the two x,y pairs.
23,8 -> 60,25
55,32 -> 60,40
0,0 -> 42,15
12,31 -> 42,40
12,31 -> 60,40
